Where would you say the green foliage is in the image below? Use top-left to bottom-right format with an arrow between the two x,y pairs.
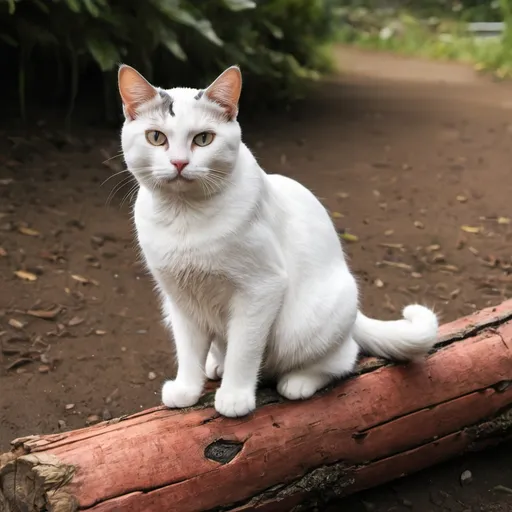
335,1 -> 512,80
334,1 -> 503,22
0,0 -> 338,120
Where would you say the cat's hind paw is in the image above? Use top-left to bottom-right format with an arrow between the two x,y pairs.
161,380 -> 202,408
205,350 -> 224,381
215,387 -> 255,417
277,371 -> 330,401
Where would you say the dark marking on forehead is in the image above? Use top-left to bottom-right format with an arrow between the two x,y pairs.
158,89 -> 175,117
194,89 -> 204,101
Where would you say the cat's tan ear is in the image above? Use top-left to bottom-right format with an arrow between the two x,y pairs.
205,66 -> 242,120
118,65 -> 157,120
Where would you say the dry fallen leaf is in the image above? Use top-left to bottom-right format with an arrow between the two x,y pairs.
384,294 -> 396,313
379,243 -> 404,250
86,414 -> 101,425
68,316 -> 85,327
379,260 -> 413,271
431,253 -> 446,263
384,230 -> 394,236
456,195 -> 468,203
340,233 -> 359,243
480,256 -> 498,268
461,225 -> 481,234
426,244 -> 441,252
71,274 -> 89,284
497,216 -> 510,225
450,288 -> 461,299
6,357 -> 33,371
71,274 -> 99,286
18,226 -> 40,237
14,270 -> 38,282
8,318 -> 25,330
331,211 -> 344,219
40,250 -> 61,263
439,264 -> 460,273
2,345 -> 21,356
26,306 -> 61,320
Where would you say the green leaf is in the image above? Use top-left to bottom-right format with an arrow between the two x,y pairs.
7,0 -> 16,15
85,34 -> 120,71
83,0 -> 101,17
148,0 -> 198,26
32,0 -> 50,13
161,33 -> 187,61
0,33 -> 18,47
151,18 -> 187,60
64,0 -> 82,13
194,19 -> 223,46
16,19 -> 58,45
263,20 -> 284,39
148,0 -> 222,45
222,0 -> 256,11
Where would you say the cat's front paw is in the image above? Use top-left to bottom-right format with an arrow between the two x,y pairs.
214,387 -> 255,417
161,380 -> 202,409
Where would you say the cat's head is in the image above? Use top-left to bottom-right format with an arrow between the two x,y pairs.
118,65 -> 242,198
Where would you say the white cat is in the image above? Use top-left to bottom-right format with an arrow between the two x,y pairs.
118,64 -> 438,418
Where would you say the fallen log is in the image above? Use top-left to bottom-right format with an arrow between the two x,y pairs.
1,300 -> 512,512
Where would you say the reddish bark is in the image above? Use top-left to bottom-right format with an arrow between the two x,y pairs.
1,300 -> 511,512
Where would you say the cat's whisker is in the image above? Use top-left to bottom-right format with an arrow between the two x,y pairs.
105,176 -> 135,207
101,169 -> 134,187
199,174 -> 217,198
200,170 -> 233,197
101,152 -> 124,165
120,183 -> 140,208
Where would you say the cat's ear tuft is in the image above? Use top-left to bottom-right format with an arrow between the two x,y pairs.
205,66 -> 242,120
118,64 -> 157,120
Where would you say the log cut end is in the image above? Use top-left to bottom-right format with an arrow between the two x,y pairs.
0,448 -> 77,512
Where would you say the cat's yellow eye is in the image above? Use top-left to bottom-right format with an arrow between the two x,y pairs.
145,130 -> 167,146
193,132 -> 215,147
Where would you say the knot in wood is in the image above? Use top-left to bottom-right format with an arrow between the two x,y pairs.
204,439 -> 243,464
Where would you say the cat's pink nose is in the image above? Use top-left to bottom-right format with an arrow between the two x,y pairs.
171,160 -> 189,174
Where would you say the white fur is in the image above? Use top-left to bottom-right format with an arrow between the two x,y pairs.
120,74 -> 439,418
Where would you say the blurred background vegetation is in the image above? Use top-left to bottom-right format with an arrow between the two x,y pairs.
0,0 -> 338,124
336,1 -> 512,78
1,0 -> 512,124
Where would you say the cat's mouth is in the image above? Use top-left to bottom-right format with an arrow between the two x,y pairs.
156,174 -> 194,185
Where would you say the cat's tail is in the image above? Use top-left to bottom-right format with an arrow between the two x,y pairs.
353,304 -> 438,361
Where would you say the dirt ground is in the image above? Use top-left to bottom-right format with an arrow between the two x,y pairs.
1,48 -> 511,510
